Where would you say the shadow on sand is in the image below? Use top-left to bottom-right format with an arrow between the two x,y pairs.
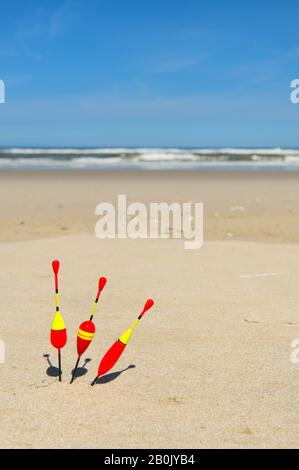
94,364 -> 136,385
43,353 -> 91,379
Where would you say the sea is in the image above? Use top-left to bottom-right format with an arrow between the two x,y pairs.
1,147 -> 299,171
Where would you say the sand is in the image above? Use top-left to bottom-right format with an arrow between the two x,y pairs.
0,171 -> 299,448
1,171 -> 299,243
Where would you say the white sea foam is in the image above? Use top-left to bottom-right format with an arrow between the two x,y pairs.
3,147 -> 132,155
1,147 -> 299,170
133,152 -> 198,162
2,147 -> 299,158
191,147 -> 299,156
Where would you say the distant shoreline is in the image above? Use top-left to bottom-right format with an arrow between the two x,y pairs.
1,146 -> 299,171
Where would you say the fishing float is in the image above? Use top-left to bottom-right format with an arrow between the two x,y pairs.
91,298 -> 154,386
50,260 -> 67,382
70,277 -> 107,384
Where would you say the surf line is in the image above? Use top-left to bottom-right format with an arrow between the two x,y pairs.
95,194 -> 203,250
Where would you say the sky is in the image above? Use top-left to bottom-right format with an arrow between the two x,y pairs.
1,0 -> 299,147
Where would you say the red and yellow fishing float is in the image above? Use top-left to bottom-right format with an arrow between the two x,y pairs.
76,320 -> 96,357
70,277 -> 107,383
91,299 -> 154,386
50,260 -> 67,381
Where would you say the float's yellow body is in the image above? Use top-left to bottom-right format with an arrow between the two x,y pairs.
118,319 -> 139,345
51,311 -> 65,330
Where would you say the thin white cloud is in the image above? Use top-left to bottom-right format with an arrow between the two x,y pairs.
49,1 -> 76,40
15,1 -> 76,60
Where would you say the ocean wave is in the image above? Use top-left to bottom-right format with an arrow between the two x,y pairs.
1,147 -> 299,170
1,147 -> 299,159
2,147 -> 133,155
132,152 -> 198,162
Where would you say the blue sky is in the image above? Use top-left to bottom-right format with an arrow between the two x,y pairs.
1,0 -> 299,147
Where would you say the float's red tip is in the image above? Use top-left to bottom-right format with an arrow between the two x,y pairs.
97,277 -> 107,296
52,260 -> 60,274
139,298 -> 154,318
145,298 -> 154,310
99,277 -> 107,291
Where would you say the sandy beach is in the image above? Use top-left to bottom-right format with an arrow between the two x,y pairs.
0,171 -> 299,448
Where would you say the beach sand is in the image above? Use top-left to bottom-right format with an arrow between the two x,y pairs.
0,171 -> 299,448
